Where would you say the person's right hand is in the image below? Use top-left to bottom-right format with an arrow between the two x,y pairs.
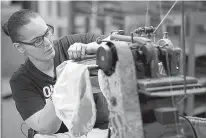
68,43 -> 87,61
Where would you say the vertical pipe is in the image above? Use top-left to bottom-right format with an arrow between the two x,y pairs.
188,14 -> 196,77
181,1 -> 187,96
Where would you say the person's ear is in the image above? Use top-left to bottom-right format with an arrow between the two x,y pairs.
13,43 -> 25,54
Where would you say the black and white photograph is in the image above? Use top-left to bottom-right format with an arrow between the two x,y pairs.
1,1 -> 206,138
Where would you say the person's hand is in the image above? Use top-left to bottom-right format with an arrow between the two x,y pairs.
34,132 -> 87,138
68,43 -> 87,61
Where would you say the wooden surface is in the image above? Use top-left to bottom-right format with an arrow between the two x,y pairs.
98,41 -> 144,138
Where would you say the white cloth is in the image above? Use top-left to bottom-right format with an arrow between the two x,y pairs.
52,60 -> 96,137
33,129 -> 109,138
35,60 -> 109,138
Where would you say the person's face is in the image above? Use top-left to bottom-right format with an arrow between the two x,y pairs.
16,16 -> 55,62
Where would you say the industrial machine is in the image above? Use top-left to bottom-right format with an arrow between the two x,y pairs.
93,27 -> 206,138
96,27 -> 204,94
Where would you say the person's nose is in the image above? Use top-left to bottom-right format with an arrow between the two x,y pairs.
43,37 -> 52,47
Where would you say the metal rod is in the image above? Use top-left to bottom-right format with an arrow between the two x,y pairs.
181,1 -> 187,97
177,0 -> 188,105
110,34 -> 150,45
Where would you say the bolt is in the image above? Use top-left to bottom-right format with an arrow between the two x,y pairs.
110,96 -> 117,107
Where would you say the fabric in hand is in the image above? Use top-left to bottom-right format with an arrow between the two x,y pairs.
52,61 -> 96,137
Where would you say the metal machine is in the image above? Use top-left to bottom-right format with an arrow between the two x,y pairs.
96,27 -> 205,96
92,27 -> 206,138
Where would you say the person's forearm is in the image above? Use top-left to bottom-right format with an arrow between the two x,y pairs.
86,36 -> 110,55
38,99 -> 62,134
85,42 -> 101,55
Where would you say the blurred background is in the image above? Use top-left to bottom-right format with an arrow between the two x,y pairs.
1,1 -> 206,138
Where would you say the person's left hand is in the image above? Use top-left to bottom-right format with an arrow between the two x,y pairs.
68,43 -> 87,60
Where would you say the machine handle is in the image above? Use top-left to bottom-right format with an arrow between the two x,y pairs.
110,34 -> 151,45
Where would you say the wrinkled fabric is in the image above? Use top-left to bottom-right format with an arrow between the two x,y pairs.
52,60 -> 96,137
33,129 -> 109,138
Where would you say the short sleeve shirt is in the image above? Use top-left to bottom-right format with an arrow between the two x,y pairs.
10,33 -> 109,133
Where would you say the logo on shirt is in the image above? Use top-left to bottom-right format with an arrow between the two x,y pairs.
43,85 -> 54,98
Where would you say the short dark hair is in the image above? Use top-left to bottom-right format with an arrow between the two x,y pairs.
2,9 -> 39,43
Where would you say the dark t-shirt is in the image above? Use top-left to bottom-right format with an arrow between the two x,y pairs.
10,33 -> 109,133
